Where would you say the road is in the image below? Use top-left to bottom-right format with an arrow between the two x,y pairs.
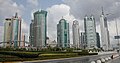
24,53 -> 117,63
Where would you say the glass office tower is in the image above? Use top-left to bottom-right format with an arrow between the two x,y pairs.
84,15 -> 97,49
57,18 -> 70,48
30,10 -> 47,48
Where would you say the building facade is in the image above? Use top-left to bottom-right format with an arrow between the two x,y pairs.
29,10 -> 47,48
100,9 -> 110,50
12,13 -> 22,48
3,18 -> 13,48
20,33 -> 25,48
84,15 -> 97,49
29,20 -> 34,47
80,32 -> 86,49
96,32 -> 100,48
47,40 -> 57,48
3,13 -> 21,48
57,18 -> 70,48
72,20 -> 80,48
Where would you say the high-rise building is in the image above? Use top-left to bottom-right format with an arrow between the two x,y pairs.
57,18 -> 70,48
29,20 -> 34,47
29,10 -> 47,48
12,13 -> 22,48
3,13 -> 21,48
20,33 -> 25,48
84,15 -> 97,49
3,18 -> 13,48
72,20 -> 80,48
80,32 -> 86,49
100,8 -> 110,50
96,32 -> 100,48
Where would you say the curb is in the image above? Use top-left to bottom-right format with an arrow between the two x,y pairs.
90,54 -> 119,63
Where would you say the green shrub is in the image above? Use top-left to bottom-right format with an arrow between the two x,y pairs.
0,51 -> 40,58
78,52 -> 98,55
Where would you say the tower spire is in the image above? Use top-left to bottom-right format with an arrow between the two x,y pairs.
15,12 -> 18,18
102,7 -> 104,15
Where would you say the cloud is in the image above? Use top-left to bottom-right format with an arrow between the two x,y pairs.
0,0 -> 24,42
47,4 -> 76,43
0,0 -> 24,19
21,19 -> 29,33
63,0 -> 120,46
20,19 -> 29,42
27,0 -> 38,6
64,0 -> 120,21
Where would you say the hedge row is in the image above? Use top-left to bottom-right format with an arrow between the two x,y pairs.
0,51 -> 40,58
39,53 -> 79,60
78,52 -> 98,55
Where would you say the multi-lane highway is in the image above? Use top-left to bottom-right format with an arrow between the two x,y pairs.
24,52 -> 118,63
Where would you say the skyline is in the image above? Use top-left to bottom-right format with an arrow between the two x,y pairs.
0,0 -> 120,47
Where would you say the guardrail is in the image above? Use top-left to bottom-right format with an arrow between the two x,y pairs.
91,54 -> 119,63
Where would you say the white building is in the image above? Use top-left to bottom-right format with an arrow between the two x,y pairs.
72,20 -> 80,48
84,15 -> 97,49
47,40 -> 57,48
100,9 -> 110,50
3,18 -> 13,48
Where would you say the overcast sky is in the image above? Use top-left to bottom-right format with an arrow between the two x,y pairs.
0,0 -> 120,47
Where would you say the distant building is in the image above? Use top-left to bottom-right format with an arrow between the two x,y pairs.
20,33 -> 25,48
80,32 -> 86,49
12,13 -> 22,48
29,10 -> 47,48
84,15 -> 97,49
3,13 -> 22,48
47,40 -> 57,47
3,18 -> 13,48
96,32 -> 100,48
57,18 -> 70,48
29,20 -> 34,47
72,20 -> 80,48
100,8 -> 110,50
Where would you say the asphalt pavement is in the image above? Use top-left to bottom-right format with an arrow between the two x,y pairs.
24,53 -> 116,63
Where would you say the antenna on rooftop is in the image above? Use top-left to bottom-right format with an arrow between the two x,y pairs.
102,6 -> 104,15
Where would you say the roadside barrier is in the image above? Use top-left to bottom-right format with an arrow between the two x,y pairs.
90,54 -> 119,63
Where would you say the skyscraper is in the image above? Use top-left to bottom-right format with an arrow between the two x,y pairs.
57,18 -> 70,48
84,15 -> 97,49
12,13 -> 22,48
96,32 -> 100,48
80,32 -> 86,49
3,18 -> 13,48
3,13 -> 21,48
29,10 -> 47,48
100,8 -> 110,50
72,20 -> 80,48
20,33 -> 25,48
29,20 -> 34,47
